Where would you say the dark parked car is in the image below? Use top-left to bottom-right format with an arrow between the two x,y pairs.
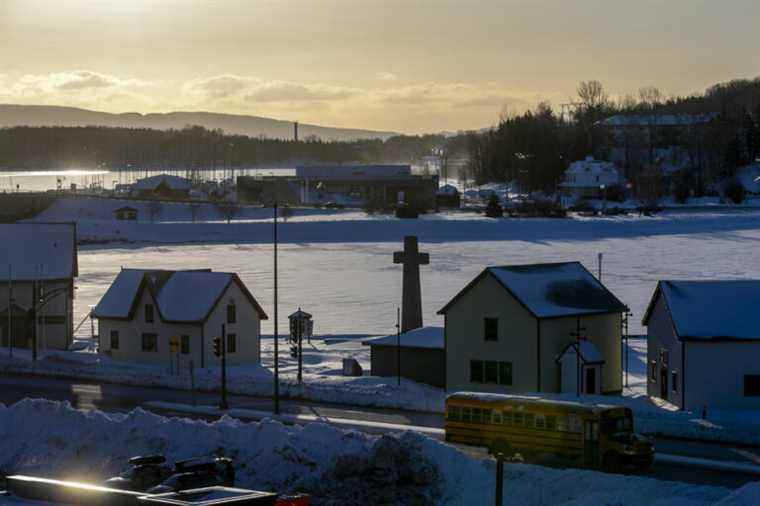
104,455 -> 173,491
147,457 -> 235,494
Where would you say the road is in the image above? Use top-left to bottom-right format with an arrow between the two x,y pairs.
1,374 -> 758,489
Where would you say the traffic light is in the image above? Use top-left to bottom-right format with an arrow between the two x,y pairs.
213,337 -> 222,358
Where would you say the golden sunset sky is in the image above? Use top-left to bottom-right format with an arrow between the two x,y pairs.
1,0 -> 758,133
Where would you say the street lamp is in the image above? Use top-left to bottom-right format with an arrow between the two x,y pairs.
599,184 -> 607,214
273,200 -> 280,415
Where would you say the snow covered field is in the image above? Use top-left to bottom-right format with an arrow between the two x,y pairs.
2,400 -> 758,506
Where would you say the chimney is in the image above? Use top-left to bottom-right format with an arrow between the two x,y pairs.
294,121 -> 299,142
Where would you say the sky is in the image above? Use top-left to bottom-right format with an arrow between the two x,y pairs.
1,0 -> 759,134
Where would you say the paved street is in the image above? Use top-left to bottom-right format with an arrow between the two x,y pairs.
1,374 -> 758,489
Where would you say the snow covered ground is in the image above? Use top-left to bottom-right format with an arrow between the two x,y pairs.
2,400 -> 759,506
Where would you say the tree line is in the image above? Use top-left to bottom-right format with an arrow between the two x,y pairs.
460,77 -> 760,195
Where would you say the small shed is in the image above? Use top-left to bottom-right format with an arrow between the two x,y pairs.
362,326 -> 444,387
115,206 -> 139,221
556,340 -> 604,395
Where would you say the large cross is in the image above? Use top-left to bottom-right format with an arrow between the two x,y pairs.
393,235 -> 430,332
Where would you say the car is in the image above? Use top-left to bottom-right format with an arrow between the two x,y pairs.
146,471 -> 224,495
104,455 -> 173,491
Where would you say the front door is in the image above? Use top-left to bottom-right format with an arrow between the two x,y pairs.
583,420 -> 600,467
585,367 -> 596,394
660,366 -> 668,400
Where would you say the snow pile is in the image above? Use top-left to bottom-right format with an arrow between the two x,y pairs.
0,400 -> 739,505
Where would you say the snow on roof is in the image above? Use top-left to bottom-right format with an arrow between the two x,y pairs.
445,392 -> 621,412
645,280 -> 760,341
362,326 -> 443,349
598,113 -> 717,127
0,223 -> 77,281
93,268 -> 267,322
564,157 -> 619,175
439,262 -> 626,318
556,340 -> 604,364
132,174 -> 192,191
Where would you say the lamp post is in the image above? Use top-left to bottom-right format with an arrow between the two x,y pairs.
600,184 -> 607,214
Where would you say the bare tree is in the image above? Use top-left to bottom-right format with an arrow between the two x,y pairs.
576,80 -> 609,112
147,201 -> 162,223
638,86 -> 663,109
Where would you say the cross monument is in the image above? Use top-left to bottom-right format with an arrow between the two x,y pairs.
393,235 -> 429,332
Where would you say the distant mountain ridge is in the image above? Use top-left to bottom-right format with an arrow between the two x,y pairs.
0,104 -> 398,141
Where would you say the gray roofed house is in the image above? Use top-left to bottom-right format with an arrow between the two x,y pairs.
642,280 -> 760,410
94,268 -> 267,367
0,223 -> 78,351
438,262 -> 626,396
362,326 -> 444,387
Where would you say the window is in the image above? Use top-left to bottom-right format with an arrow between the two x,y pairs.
447,406 -> 461,421
181,335 -> 190,355
485,361 -> 498,384
744,375 -> 760,397
110,330 -> 119,350
525,413 -> 535,428
471,408 -> 482,423
672,371 -> 678,393
492,411 -> 503,424
502,411 -> 513,426
145,304 -> 154,323
141,333 -> 157,352
484,317 -> 498,341
649,361 -> 657,381
513,413 -> 524,426
470,360 -> 484,383
535,415 -> 546,429
483,409 -> 492,424
470,360 -> 512,386
546,415 -> 557,431
227,304 -> 236,324
461,407 -> 471,422
227,333 -> 236,354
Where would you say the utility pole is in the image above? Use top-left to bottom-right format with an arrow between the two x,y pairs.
8,264 -> 12,358
396,307 -> 401,387
297,313 -> 303,384
31,277 -> 38,362
570,317 -> 586,397
624,308 -> 632,389
273,200 -> 280,415
494,453 -> 504,506
597,252 -> 603,282
220,323 -> 228,410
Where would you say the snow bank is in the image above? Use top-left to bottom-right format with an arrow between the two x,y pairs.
0,400 -> 738,505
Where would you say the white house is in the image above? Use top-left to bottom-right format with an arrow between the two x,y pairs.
559,157 -> 624,198
93,269 -> 268,368
0,223 -> 78,351
642,280 -> 760,411
438,262 -> 627,396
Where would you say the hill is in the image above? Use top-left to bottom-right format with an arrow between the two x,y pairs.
0,104 -> 397,141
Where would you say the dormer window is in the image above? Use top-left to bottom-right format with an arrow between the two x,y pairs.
145,304 -> 154,323
227,304 -> 236,324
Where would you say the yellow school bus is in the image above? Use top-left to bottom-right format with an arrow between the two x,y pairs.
445,392 -> 654,471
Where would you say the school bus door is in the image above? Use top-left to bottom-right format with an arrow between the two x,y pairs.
583,420 -> 600,467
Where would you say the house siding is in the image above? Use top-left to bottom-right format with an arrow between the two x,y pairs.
646,294 -> 685,407
201,280 -> 261,367
0,280 -> 74,351
540,312 -> 622,394
445,274 -> 538,393
686,342 -> 760,410
369,346 -> 445,388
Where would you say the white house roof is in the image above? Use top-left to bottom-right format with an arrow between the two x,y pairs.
0,223 -> 77,281
643,280 -> 760,341
556,340 -> 604,364
132,174 -> 192,191
438,262 -> 627,318
92,268 -> 267,322
362,326 -> 443,349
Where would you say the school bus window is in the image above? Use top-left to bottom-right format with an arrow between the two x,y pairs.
461,407 -> 471,422
492,411 -> 503,424
546,415 -> 557,430
471,408 -> 482,423
448,406 -> 461,421
503,411 -> 513,426
535,414 -> 546,429
514,413 -> 524,426
525,413 -> 535,428
483,409 -> 492,423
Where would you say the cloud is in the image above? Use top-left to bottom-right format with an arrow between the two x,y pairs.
183,75 -> 360,104
376,72 -> 398,81
11,70 -> 151,95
